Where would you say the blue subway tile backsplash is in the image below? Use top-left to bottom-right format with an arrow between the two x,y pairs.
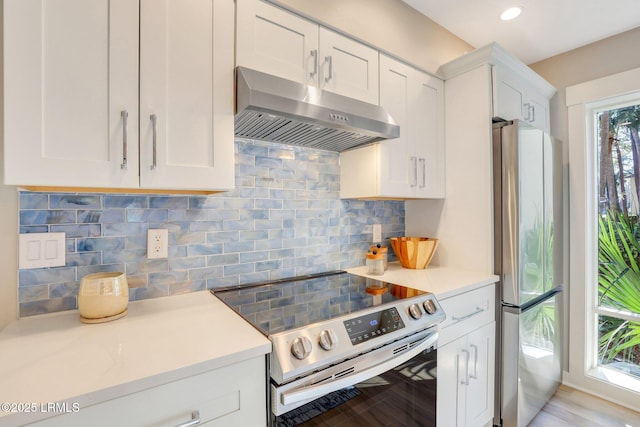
17,139 -> 405,317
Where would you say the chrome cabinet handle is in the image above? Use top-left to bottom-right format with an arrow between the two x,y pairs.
530,104 -> 536,122
451,306 -> 484,323
120,110 -> 128,170
310,49 -> 318,77
419,158 -> 426,188
460,349 -> 470,385
410,157 -> 417,187
469,344 -> 478,379
325,55 -> 333,82
150,114 -> 157,171
173,411 -> 200,427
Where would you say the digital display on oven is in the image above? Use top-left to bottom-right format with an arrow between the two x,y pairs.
343,307 -> 405,345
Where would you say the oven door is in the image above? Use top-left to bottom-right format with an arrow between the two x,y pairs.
271,330 -> 438,427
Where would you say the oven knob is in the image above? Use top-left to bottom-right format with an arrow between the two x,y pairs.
291,336 -> 312,360
409,303 -> 423,319
318,329 -> 338,351
423,299 -> 437,315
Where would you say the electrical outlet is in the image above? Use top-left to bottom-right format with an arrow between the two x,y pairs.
372,224 -> 382,243
147,229 -> 169,259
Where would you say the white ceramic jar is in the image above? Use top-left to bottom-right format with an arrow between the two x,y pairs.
78,272 -> 129,323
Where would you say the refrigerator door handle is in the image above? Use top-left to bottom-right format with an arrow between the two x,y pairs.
504,286 -> 563,314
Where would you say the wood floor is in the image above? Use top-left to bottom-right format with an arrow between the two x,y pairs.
528,384 -> 640,427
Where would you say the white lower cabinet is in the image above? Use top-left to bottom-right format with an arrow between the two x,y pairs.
437,284 -> 496,427
29,357 -> 266,427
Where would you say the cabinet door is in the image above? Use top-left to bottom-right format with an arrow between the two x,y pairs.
4,0 -> 139,188
236,0 -> 319,86
378,55 -> 413,197
413,71 -> 445,198
340,56 -> 445,200
437,335 -> 466,427
319,28 -> 379,104
492,66 -> 525,123
465,321 -> 496,427
527,91 -> 550,132
139,0 -> 234,190
437,323 -> 496,427
492,66 -> 551,133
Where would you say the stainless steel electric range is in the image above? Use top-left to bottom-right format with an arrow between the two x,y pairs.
214,271 -> 445,427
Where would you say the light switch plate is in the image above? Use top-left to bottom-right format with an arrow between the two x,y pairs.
19,232 -> 66,269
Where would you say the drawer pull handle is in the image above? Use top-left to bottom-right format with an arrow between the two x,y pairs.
451,306 -> 484,323
174,410 -> 200,427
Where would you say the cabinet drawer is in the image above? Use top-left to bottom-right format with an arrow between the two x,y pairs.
31,357 -> 266,427
438,284 -> 495,346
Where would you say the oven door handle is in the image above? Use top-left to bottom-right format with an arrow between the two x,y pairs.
280,332 -> 438,407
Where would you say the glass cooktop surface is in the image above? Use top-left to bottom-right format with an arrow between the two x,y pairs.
213,271 -> 428,336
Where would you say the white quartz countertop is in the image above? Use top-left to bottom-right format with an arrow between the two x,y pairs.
348,263 -> 499,299
0,291 -> 271,426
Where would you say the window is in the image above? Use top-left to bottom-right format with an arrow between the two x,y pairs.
566,67 -> 640,411
596,105 -> 640,382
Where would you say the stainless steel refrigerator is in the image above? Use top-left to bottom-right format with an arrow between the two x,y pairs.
492,120 -> 563,427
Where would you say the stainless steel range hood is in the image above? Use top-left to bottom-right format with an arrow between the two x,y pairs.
234,66 -> 399,152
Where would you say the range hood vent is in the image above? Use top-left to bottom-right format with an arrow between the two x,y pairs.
234,67 -> 399,152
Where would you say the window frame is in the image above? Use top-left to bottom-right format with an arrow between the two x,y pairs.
566,68 -> 640,407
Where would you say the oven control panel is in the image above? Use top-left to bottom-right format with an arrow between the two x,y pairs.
343,307 -> 405,345
272,294 -> 445,385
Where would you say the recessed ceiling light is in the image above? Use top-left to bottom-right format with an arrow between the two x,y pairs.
500,6 -> 522,21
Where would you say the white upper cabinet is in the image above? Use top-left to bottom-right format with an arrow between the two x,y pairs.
4,0 -> 234,191
236,0 -> 379,104
317,28 -> 379,105
340,55 -> 444,199
4,0 -> 140,189
493,65 -> 550,132
139,0 -> 234,190
412,67 -> 445,198
236,0 -> 318,86
377,58 -> 412,196
441,43 -> 555,134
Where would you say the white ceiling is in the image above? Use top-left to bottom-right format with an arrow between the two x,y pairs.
402,0 -> 640,64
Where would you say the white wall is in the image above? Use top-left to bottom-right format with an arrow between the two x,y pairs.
406,65 -> 494,274
0,1 -> 19,330
530,27 -> 640,146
